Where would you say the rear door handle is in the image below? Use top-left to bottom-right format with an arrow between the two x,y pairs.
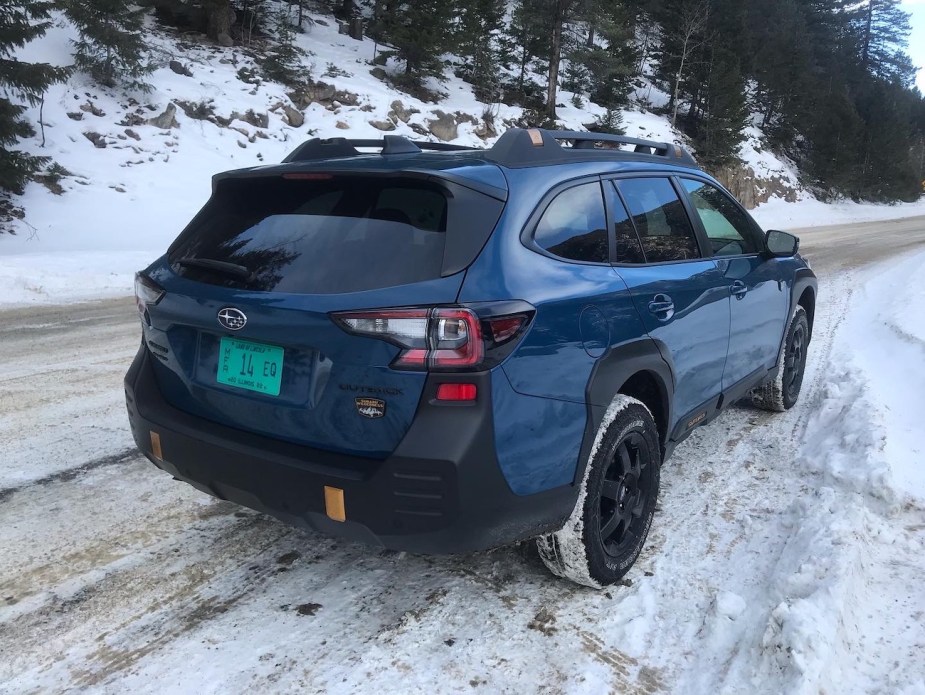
648,294 -> 675,320
730,280 -> 748,299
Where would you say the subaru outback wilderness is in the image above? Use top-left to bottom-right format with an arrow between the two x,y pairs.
125,128 -> 816,587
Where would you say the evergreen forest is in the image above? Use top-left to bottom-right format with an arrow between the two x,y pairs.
3,0 -> 924,219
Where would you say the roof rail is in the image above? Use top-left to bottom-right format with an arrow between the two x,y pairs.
283,135 -> 478,163
485,128 -> 698,168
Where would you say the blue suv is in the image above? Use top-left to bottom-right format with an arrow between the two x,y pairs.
125,128 -> 817,587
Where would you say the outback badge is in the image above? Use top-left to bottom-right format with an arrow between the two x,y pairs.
355,397 -> 386,419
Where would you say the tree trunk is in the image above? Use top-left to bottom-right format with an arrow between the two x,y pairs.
671,49 -> 686,127
204,0 -> 234,47
671,2 -> 708,128
861,0 -> 874,70
517,25 -> 530,95
636,26 -> 651,78
336,0 -> 355,20
546,0 -> 565,122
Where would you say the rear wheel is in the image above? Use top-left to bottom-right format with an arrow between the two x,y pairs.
537,395 -> 660,588
751,305 -> 809,412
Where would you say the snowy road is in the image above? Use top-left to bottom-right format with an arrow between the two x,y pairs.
1,217 -> 924,693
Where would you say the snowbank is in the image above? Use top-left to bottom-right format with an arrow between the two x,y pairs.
753,195 -> 925,231
751,249 -> 925,694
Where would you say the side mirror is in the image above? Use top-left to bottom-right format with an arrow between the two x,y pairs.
765,230 -> 799,257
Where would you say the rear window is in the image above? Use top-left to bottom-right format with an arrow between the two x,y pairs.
169,176 -> 453,294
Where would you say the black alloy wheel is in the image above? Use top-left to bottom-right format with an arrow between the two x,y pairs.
536,396 -> 661,587
783,320 -> 807,403
598,432 -> 654,558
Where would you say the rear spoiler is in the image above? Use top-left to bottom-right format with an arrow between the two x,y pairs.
210,165 -> 508,201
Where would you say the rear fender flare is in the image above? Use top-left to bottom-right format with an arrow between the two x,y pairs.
574,339 -> 674,485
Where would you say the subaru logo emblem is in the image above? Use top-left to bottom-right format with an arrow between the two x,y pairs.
217,307 -> 247,331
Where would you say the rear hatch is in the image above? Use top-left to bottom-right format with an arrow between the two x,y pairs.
141,170 -> 505,458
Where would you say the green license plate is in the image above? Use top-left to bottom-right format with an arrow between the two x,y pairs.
217,337 -> 284,396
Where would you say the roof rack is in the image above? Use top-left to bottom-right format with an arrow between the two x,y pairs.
485,128 -> 698,168
283,135 -> 478,162
280,128 -> 698,170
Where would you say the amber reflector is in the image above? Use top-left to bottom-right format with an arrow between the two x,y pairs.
150,431 -> 162,460
324,486 -> 346,522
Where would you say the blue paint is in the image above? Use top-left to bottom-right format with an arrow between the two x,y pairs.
139,143 -> 811,499
491,368 -> 587,495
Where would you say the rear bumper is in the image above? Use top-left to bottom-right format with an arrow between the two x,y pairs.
124,344 -> 575,554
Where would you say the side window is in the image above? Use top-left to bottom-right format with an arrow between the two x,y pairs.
615,178 -> 701,262
680,179 -> 762,256
608,185 -> 646,264
534,182 -> 608,263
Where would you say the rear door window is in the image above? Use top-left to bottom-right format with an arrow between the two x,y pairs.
608,188 -> 646,264
533,182 -> 609,263
680,178 -> 763,256
614,178 -> 701,262
169,176 -> 452,294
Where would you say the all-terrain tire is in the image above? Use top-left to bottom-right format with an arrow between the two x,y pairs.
750,305 -> 809,412
536,395 -> 661,588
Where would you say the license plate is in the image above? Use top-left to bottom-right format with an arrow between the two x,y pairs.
217,337 -> 284,396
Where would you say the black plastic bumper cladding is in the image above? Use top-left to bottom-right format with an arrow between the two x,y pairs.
124,344 -> 575,554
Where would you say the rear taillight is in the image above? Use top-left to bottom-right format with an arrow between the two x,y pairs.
332,304 -> 534,371
134,273 -> 165,318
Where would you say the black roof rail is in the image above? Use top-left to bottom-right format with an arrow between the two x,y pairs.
485,128 -> 698,168
283,135 -> 478,162
281,128 -> 698,169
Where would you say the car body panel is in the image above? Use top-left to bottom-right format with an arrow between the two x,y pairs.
143,256 -> 466,457
613,260 -> 731,431
125,132 -> 817,554
491,368 -> 587,495
716,256 -> 791,387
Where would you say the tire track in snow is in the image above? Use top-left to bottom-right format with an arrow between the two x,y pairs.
0,447 -> 139,504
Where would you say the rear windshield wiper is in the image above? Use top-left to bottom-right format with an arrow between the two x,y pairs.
177,257 -> 253,281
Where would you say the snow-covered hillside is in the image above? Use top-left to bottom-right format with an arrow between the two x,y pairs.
3,7 -> 925,307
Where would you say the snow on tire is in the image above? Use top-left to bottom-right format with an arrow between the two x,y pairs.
537,395 -> 661,588
751,305 -> 810,412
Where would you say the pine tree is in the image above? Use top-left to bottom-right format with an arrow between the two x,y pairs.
581,0 -> 636,110
64,0 -> 153,90
454,0 -> 506,103
690,47 -> 747,168
804,85 -> 864,196
852,79 -> 921,200
375,0 -> 454,94
852,0 -> 916,86
588,107 -> 625,135
745,0 -> 813,143
507,0 -> 552,105
0,0 -> 70,209
653,0 -> 710,127
261,4 -> 308,87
